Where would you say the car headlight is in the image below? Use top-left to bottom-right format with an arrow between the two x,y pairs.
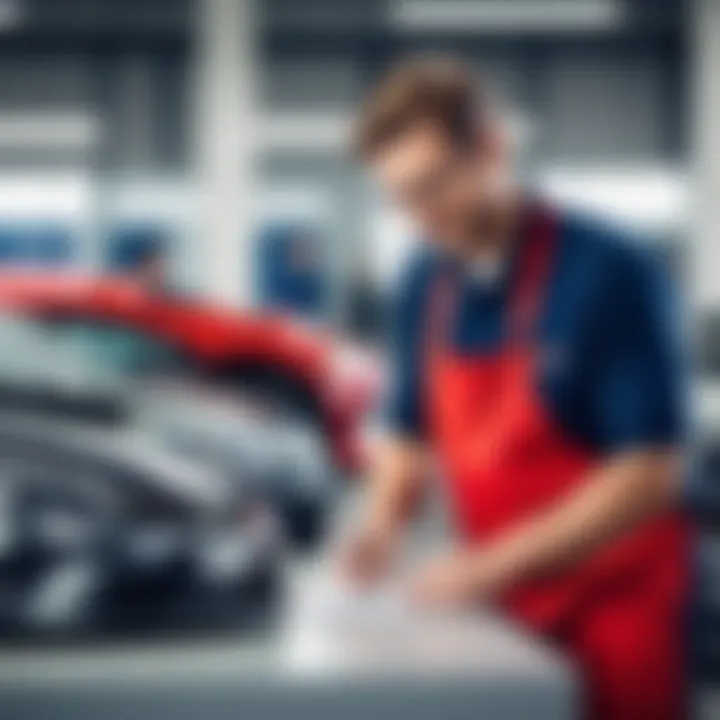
124,524 -> 185,567
197,504 -> 279,584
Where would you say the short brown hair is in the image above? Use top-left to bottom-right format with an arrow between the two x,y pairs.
354,56 -> 482,159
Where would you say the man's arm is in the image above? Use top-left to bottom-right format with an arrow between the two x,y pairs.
466,449 -> 682,593
339,253 -> 433,583
339,436 -> 430,586
362,435 -> 430,537
410,449 -> 683,606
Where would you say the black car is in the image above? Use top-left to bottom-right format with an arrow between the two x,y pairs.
0,314 -> 336,549
136,383 -> 334,548
0,321 -> 284,640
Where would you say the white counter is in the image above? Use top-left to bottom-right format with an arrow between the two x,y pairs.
0,558 -> 577,720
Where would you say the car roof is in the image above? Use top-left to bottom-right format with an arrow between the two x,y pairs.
0,270 -> 329,386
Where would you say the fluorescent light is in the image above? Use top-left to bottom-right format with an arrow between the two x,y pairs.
0,112 -> 101,150
536,166 -> 687,233
0,173 -> 91,219
390,0 -> 623,33
261,112 -> 351,152
110,180 -> 195,221
259,186 -> 332,222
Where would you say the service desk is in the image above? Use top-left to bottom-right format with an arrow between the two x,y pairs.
0,560 -> 577,720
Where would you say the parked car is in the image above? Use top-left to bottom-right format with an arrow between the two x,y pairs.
0,314 -> 334,549
0,271 -> 383,474
137,382 -> 334,547
0,396 -> 283,641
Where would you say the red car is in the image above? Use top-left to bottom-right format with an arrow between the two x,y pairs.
0,271 -> 382,474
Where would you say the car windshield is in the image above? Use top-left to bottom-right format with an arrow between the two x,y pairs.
0,315 -> 125,393
57,321 -> 187,377
0,311 -> 189,382
0,315 -> 180,446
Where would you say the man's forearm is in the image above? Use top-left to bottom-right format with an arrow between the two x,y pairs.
472,449 -> 683,592
365,435 -> 428,536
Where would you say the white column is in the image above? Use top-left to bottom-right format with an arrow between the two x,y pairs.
193,0 -> 257,305
692,0 -> 720,310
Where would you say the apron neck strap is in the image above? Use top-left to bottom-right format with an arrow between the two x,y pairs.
508,203 -> 559,342
426,202 -> 559,353
426,266 -> 456,353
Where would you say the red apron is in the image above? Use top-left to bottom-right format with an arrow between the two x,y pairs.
426,205 -> 689,720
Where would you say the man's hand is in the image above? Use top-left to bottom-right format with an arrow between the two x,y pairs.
335,435 -> 429,588
407,550 -> 505,609
336,524 -> 397,588
409,449 -> 682,608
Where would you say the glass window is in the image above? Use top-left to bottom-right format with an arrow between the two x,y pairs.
58,321 -> 189,377
0,314 -> 190,382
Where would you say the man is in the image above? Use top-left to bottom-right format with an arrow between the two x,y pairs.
339,58 -> 689,719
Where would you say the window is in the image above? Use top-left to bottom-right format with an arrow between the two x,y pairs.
0,314 -> 190,383
57,320 -> 190,378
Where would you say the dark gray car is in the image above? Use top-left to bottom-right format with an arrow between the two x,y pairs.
0,318 -> 283,640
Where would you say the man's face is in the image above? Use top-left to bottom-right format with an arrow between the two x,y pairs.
370,121 -> 503,255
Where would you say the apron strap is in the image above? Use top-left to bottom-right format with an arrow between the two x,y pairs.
425,266 -> 458,356
507,203 -> 559,343
425,202 -> 559,354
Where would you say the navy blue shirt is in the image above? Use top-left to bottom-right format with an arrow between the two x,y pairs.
386,210 -> 685,454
